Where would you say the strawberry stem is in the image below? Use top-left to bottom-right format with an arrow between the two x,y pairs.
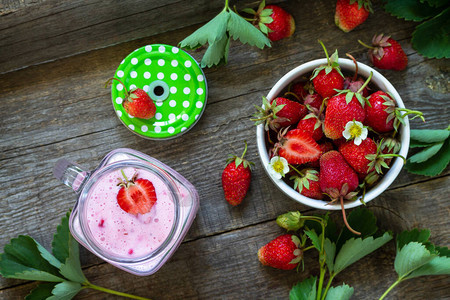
121,169 -> 129,182
241,141 -> 248,159
357,71 -> 373,94
378,153 -> 406,164
396,108 -> 425,122
284,91 -> 301,102
340,196 -> 361,235
105,77 -> 130,96
358,39 -> 375,50
346,53 -> 358,82
289,164 -> 305,176
318,40 -> 330,66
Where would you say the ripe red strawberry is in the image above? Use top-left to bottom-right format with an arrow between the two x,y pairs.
248,1 -> 295,42
335,0 -> 372,32
117,171 -> 157,215
309,141 -> 334,168
311,41 -> 345,99
291,169 -> 323,200
275,128 -> 321,165
359,34 -> 408,71
222,142 -> 254,206
106,78 -> 156,119
339,138 -> 377,176
258,234 -> 302,270
323,93 -> 366,139
319,150 -> 360,235
290,81 -> 308,100
252,96 -> 307,131
296,114 -> 323,141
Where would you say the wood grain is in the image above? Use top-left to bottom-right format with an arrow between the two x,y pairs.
0,0 -> 449,299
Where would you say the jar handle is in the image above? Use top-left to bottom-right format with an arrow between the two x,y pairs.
53,159 -> 89,193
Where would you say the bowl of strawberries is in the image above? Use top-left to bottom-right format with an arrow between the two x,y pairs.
254,42 -> 417,233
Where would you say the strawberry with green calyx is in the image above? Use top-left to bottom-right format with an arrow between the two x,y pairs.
242,0 -> 295,42
339,137 -> 378,176
365,90 -> 425,133
252,96 -> 307,131
323,72 -> 373,140
222,141 -> 254,206
105,78 -> 156,119
273,128 -> 322,165
297,113 -> 324,141
365,139 -> 406,175
335,0 -> 372,33
116,170 -> 157,215
358,34 -> 408,71
258,234 -> 303,270
311,40 -> 345,99
290,168 -> 323,200
343,53 -> 370,96
319,151 -> 361,235
276,211 -> 305,231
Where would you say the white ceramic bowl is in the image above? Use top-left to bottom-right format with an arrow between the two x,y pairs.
256,58 -> 410,210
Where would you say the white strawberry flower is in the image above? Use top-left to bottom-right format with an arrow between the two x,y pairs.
342,120 -> 368,146
268,156 -> 289,180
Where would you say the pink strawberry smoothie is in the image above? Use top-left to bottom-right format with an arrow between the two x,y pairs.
84,167 -> 175,259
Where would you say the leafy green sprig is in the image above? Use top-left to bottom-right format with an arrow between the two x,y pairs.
0,212 -> 151,300
383,0 -> 450,58
405,125 -> 450,176
179,0 -> 271,68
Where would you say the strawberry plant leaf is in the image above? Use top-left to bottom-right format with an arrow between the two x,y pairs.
289,276 -> 317,300
405,138 -> 450,176
436,246 -> 450,257
411,7 -> 450,58
410,128 -> 449,144
200,34 -> 230,68
227,10 -> 271,49
324,283 -> 354,300
179,10 -> 230,50
48,281 -> 82,300
324,238 -> 336,272
383,0 -> 442,21
396,228 -> 431,251
407,255 -> 450,278
420,0 -> 449,8
25,282 -> 57,300
333,232 -> 393,275
0,235 -> 64,282
304,229 -> 322,252
408,142 -> 444,163
394,242 -> 436,278
52,212 -> 87,283
409,140 -> 436,148
336,207 -> 378,252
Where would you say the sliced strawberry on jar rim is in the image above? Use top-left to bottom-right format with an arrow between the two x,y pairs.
116,170 -> 157,215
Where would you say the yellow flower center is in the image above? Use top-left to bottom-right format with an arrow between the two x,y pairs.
349,124 -> 362,138
273,160 -> 285,173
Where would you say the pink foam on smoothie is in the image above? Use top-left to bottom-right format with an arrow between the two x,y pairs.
85,167 -> 175,259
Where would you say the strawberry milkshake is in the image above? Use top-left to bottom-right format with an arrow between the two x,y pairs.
84,167 -> 175,259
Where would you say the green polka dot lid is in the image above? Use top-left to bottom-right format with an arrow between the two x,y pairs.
111,44 -> 207,139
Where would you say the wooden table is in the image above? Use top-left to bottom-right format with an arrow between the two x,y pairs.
1,0 -> 449,299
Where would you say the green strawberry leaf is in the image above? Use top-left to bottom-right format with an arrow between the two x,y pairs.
179,10 -> 230,50
324,238 -> 336,272
227,10 -> 271,49
407,255 -> 450,278
383,0 -> 443,21
324,283 -> 354,300
408,142 -> 444,163
52,212 -> 87,283
409,140 -> 437,148
289,276 -> 317,300
396,228 -> 432,251
420,0 -> 449,8
436,246 -> 450,257
336,207 -> 378,252
305,229 -> 322,252
0,235 -> 64,282
200,34 -> 230,68
411,7 -> 450,59
333,232 -> 393,275
405,137 -> 450,176
26,282 -> 57,300
48,281 -> 82,300
410,128 -> 449,144
394,242 -> 436,278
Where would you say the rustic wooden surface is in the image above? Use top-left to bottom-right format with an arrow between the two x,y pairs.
1,0 -> 449,299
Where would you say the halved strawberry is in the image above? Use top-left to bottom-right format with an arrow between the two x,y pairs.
275,129 -> 321,165
117,171 -> 157,215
